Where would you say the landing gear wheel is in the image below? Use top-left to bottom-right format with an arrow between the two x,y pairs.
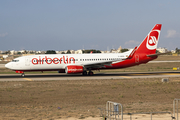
82,71 -> 87,76
21,73 -> 25,77
88,71 -> 94,76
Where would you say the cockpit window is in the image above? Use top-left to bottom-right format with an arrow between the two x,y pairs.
12,60 -> 19,62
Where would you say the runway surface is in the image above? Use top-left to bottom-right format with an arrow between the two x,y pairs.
0,72 -> 180,81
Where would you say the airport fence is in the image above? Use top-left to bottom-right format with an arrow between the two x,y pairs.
173,98 -> 180,120
99,101 -> 174,120
123,112 -> 172,120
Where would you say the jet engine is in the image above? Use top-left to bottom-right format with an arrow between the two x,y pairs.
65,65 -> 84,74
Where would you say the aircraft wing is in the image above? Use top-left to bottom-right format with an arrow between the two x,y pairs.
83,47 -> 138,69
83,60 -> 122,69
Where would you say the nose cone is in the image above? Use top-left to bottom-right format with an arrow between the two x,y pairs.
5,62 -> 12,69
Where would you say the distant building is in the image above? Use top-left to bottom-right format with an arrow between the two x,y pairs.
70,50 -> 75,54
57,51 -> 66,54
56,51 -> 61,54
19,50 -> 25,54
0,51 -> 3,54
110,49 -> 118,53
171,50 -> 176,54
3,55 -> 13,61
117,46 -> 122,53
10,50 -> 16,55
36,51 -> 42,54
3,55 -> 9,59
22,54 -> 35,56
157,47 -> 168,53
100,51 -> 105,53
30,50 -> 36,54
102,51 -> 110,53
75,49 -> 83,54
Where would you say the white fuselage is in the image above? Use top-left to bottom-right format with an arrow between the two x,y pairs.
5,51 -> 131,71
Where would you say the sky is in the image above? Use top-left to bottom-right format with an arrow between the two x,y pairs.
0,0 -> 180,51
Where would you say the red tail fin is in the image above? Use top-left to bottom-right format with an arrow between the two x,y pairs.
136,24 -> 162,55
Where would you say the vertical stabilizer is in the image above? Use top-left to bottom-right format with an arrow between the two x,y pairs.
136,24 -> 162,55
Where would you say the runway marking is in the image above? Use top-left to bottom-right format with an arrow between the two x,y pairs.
23,78 -> 33,81
130,74 -> 150,76
129,73 -> 180,76
120,76 -> 132,79
163,73 -> 180,75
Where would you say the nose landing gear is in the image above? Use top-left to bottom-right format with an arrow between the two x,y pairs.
21,73 -> 25,77
15,71 -> 25,77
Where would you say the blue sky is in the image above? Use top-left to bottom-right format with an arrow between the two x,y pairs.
0,1 -> 180,51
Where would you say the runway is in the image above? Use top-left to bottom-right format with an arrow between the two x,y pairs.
0,72 -> 180,81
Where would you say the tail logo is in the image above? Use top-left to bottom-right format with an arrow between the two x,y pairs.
146,30 -> 160,50
148,36 -> 157,45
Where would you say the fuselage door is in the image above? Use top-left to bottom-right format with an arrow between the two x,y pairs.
135,55 -> 139,63
25,57 -> 30,66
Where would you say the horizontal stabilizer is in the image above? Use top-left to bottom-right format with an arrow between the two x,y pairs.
147,52 -> 171,57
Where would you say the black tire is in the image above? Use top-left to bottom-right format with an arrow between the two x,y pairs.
82,71 -> 87,75
88,71 -> 94,76
21,73 -> 25,77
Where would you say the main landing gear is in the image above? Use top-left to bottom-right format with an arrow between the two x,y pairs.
88,71 -> 94,76
82,71 -> 94,76
15,71 -> 25,77
82,71 -> 87,75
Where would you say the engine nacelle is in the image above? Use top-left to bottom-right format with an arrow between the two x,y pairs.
16,71 -> 24,73
65,65 -> 84,74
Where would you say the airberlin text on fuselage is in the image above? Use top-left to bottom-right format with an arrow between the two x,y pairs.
32,56 -> 75,65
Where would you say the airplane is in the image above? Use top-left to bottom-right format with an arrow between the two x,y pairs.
5,24 -> 162,77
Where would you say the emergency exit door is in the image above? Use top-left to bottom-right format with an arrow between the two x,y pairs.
25,57 -> 30,66
135,55 -> 139,63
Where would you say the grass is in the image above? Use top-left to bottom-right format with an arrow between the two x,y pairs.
1,78 -> 180,119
